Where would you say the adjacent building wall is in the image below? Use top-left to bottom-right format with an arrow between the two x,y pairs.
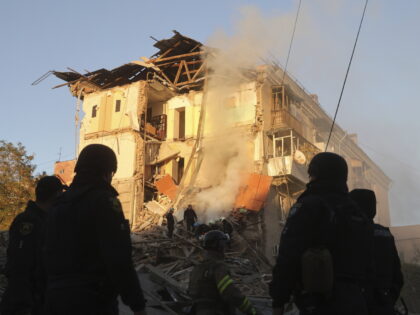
76,81 -> 146,222
391,225 -> 420,264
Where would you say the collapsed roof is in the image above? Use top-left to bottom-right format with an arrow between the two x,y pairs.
52,31 -> 207,95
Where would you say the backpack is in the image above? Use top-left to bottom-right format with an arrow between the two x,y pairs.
301,195 -> 372,295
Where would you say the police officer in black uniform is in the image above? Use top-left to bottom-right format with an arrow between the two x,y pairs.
188,230 -> 257,315
270,152 -> 372,315
350,189 -> 404,315
44,144 -> 146,315
184,204 -> 198,233
165,208 -> 175,239
0,176 -> 64,315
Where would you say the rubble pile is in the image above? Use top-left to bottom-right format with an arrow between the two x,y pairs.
131,224 -> 271,295
129,223 -> 274,314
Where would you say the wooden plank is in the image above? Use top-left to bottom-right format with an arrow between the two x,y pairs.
182,60 -> 191,81
144,264 -> 188,295
155,40 -> 182,61
156,59 -> 202,68
173,62 -> 183,85
149,51 -> 203,64
191,62 -> 205,81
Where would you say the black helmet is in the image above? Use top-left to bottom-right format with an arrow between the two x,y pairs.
203,230 -> 230,252
75,144 -> 117,175
350,189 -> 376,220
308,152 -> 348,182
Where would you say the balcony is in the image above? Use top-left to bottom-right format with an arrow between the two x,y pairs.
271,109 -> 313,141
267,156 -> 308,184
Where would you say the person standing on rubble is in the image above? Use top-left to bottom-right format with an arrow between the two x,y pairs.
189,230 -> 258,315
44,144 -> 147,315
0,176 -> 65,315
184,204 -> 198,233
165,207 -> 175,238
350,189 -> 404,315
270,152 -> 373,315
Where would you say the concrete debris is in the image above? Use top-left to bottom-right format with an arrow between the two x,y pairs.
129,221 -> 275,314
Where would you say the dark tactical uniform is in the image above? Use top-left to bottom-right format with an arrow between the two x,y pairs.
165,212 -> 175,238
350,188 -> 404,315
0,201 -> 47,315
369,224 -> 403,315
44,175 -> 145,314
184,206 -> 198,233
189,251 -> 257,315
270,181 -> 372,315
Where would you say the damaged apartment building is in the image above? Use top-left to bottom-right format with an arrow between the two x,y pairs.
52,31 -> 391,263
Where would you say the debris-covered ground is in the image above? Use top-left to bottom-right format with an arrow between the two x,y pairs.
1,222 -> 419,314
129,218 -> 275,314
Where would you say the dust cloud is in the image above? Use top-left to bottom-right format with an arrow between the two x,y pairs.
189,6 -> 296,222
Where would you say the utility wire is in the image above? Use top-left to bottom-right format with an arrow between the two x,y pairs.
325,0 -> 369,151
281,0 -> 302,86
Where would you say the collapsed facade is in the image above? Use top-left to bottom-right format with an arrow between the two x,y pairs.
53,31 -> 391,263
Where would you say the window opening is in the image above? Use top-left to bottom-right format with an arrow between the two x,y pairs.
115,100 -> 121,112
92,105 -> 97,118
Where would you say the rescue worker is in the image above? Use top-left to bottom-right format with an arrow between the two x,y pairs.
165,208 -> 175,239
270,152 -> 372,315
0,176 -> 64,315
221,218 -> 233,238
44,144 -> 146,315
194,223 -> 211,240
184,204 -> 198,233
350,189 -> 404,315
188,230 -> 257,315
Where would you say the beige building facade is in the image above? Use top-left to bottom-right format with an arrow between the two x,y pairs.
53,31 -> 391,261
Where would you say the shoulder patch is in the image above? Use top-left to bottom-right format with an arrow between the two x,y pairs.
19,222 -> 34,236
109,197 -> 123,213
288,203 -> 302,218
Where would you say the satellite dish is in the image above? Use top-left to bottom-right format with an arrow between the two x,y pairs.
294,150 -> 307,165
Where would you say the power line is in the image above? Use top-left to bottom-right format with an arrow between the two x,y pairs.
325,0 -> 369,151
281,0 -> 302,86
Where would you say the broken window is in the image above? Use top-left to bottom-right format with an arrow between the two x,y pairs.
92,105 -> 98,118
272,86 -> 290,111
150,115 -> 167,140
115,100 -> 121,112
273,130 -> 297,157
172,157 -> 184,184
174,107 -> 186,140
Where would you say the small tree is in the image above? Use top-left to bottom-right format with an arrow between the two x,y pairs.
0,141 -> 36,229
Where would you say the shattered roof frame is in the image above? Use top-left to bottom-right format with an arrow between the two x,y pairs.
53,31 -> 207,93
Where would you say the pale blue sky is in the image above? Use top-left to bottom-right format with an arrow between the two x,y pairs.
1,0 -> 419,225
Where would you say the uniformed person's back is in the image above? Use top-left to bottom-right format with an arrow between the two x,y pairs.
0,176 -> 64,315
189,230 -> 257,315
350,189 -> 404,315
270,152 -> 373,315
44,144 -> 146,315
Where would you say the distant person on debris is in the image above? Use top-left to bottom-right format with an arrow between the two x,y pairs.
221,218 -> 233,238
0,176 -> 65,315
44,144 -> 147,315
184,204 -> 198,233
194,223 -> 211,240
188,230 -> 257,315
270,152 -> 373,315
350,189 -> 404,315
165,208 -> 175,238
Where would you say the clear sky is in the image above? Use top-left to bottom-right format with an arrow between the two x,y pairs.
1,0 -> 419,226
